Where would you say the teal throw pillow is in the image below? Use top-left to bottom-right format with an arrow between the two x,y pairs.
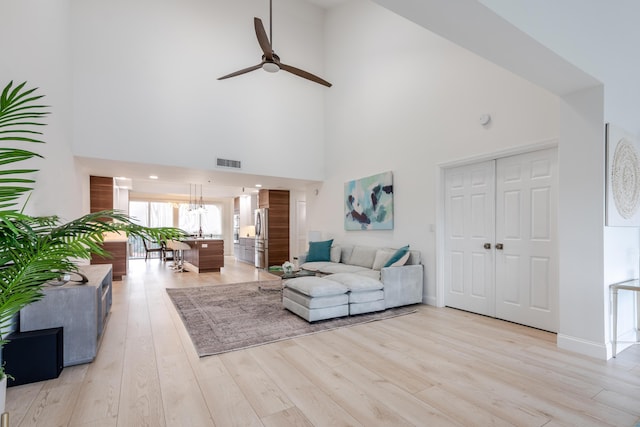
384,245 -> 410,268
306,239 -> 334,262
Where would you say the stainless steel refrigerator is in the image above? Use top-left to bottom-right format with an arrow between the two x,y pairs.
254,208 -> 268,268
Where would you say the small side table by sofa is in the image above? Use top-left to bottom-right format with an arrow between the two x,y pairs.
610,278 -> 640,357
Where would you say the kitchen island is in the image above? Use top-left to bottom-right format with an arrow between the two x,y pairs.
90,232 -> 128,280
182,238 -> 224,273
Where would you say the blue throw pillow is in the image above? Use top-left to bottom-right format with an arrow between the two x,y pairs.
384,245 -> 410,267
306,239 -> 334,262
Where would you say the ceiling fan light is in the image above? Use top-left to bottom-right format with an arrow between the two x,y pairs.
262,62 -> 279,73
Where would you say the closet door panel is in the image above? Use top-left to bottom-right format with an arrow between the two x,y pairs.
495,148 -> 558,332
444,160 -> 496,316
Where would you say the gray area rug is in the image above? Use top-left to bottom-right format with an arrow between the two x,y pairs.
166,281 -> 418,357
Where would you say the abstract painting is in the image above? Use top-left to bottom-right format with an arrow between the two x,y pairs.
344,171 -> 393,230
606,123 -> 640,226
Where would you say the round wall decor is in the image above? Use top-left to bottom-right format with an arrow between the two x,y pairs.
611,137 -> 640,219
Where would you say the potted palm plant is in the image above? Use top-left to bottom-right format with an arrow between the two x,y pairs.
0,81 -> 185,412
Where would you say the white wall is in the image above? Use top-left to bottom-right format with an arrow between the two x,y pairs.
479,0 -> 640,136
309,0 -> 560,305
70,0 -> 327,182
556,86 -> 607,358
0,0 -> 81,220
114,186 -> 130,214
324,0 -> 617,359
478,0 -> 640,356
2,0 -> 624,360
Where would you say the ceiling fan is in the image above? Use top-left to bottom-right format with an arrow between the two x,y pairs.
217,0 -> 332,87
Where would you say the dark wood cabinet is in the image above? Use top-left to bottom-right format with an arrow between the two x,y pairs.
259,189 -> 290,267
89,176 -> 113,218
234,191 -> 288,267
183,239 -> 224,272
91,240 -> 127,280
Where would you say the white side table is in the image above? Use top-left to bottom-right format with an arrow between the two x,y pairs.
610,278 -> 640,357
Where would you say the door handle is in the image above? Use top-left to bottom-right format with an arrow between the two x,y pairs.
484,243 -> 491,249
496,243 -> 504,250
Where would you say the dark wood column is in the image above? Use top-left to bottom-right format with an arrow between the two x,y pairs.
259,189 -> 290,267
90,176 -> 113,218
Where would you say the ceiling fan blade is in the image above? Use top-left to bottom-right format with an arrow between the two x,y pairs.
254,17 -> 273,61
217,63 -> 264,80
280,63 -> 332,87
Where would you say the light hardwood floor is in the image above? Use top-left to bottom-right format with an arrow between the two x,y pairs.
6,257 -> 640,426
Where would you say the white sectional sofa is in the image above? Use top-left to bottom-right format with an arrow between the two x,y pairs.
283,243 -> 424,322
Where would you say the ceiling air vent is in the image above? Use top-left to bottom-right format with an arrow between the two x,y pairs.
216,158 -> 242,169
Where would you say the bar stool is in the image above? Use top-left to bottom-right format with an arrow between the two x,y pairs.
166,240 -> 192,272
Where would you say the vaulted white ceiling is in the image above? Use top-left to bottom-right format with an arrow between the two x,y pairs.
79,0 -> 640,200
375,0 -> 640,134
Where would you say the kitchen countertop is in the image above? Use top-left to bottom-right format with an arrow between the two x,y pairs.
102,232 -> 128,242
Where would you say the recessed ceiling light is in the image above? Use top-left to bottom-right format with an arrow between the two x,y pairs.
149,175 -> 159,180
255,184 -> 262,188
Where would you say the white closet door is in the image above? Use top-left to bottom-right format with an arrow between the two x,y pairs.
495,148 -> 558,332
444,160 -> 496,316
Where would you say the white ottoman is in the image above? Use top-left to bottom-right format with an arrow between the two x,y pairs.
328,273 -> 385,315
283,276 -> 349,322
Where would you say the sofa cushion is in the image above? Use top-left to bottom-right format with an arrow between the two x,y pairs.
354,270 -> 382,281
300,261 -> 333,272
318,263 -> 370,275
372,249 -> 394,270
347,246 -> 378,269
390,251 -> 410,267
328,273 -> 383,292
307,239 -> 334,262
284,276 -> 348,297
406,250 -> 419,265
384,245 -> 410,267
307,239 -> 333,262
340,245 -> 354,263
330,246 -> 342,263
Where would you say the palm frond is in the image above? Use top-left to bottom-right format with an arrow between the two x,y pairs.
0,209 -> 186,339
0,81 -> 49,208
0,81 -> 187,358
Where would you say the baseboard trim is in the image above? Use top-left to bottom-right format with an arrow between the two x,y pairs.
424,295 -> 438,307
557,333 -> 608,360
